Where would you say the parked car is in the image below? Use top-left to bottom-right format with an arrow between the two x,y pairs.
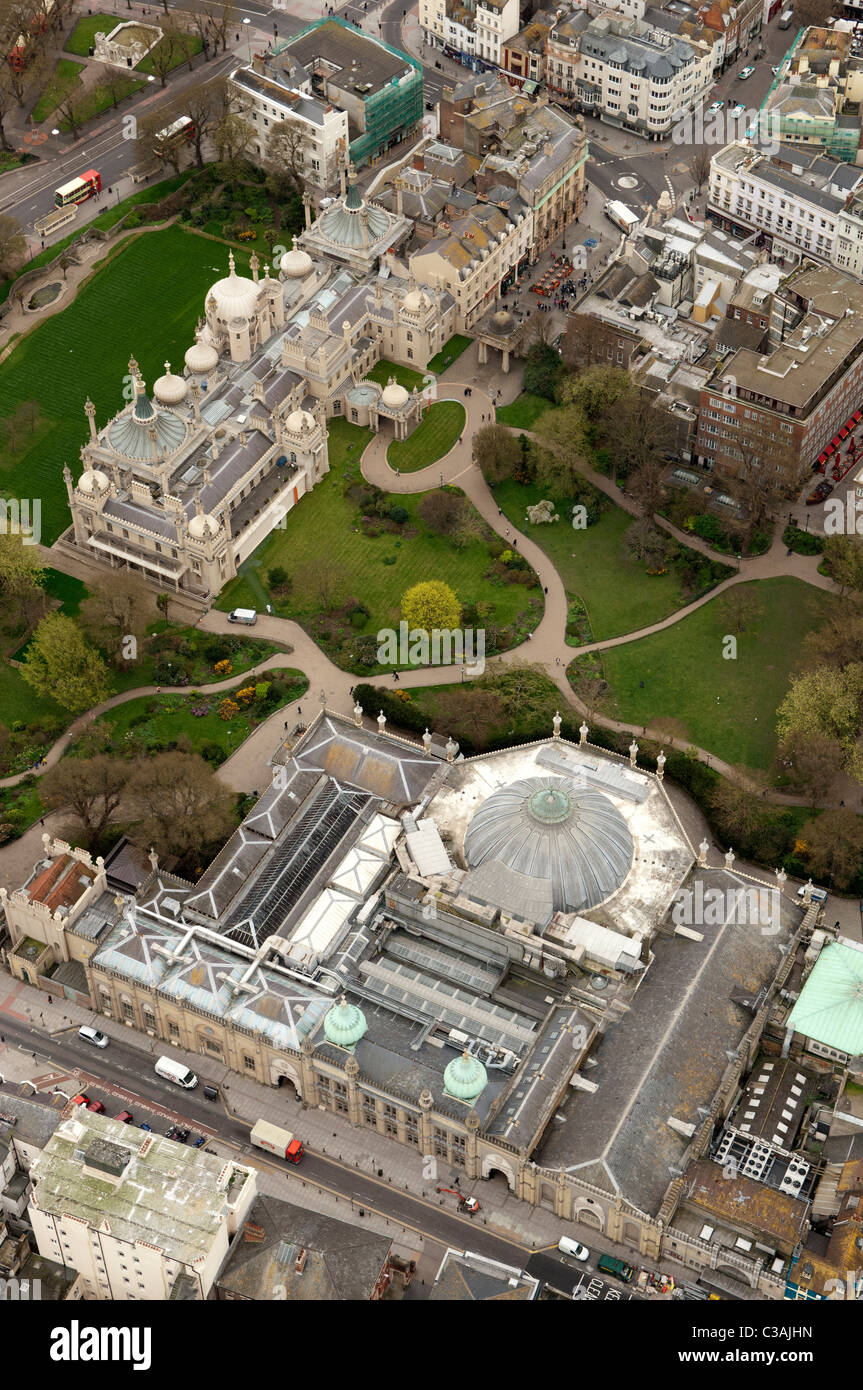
728,102 -> 747,117
71,1093 -> 90,1106
771,65 -> 782,75
115,1110 -> 134,1124
558,1236 -> 590,1260
706,100 -> 724,114
806,479 -> 834,504
78,1025 -> 108,1048
738,65 -> 756,79
85,1099 -> 106,1113
139,1122 -> 152,1132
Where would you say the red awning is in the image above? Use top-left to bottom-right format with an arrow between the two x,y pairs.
818,452 -> 828,464
825,443 -> 835,454
855,410 -> 863,423
839,427 -> 850,439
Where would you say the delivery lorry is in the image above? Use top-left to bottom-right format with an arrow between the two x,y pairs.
604,200 -> 641,235
250,1118 -> 305,1163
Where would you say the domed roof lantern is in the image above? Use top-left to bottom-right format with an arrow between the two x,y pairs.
323,993 -> 368,1051
444,1049 -> 488,1103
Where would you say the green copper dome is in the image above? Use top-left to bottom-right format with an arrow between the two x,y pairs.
323,994 -> 367,1051
444,1049 -> 487,1103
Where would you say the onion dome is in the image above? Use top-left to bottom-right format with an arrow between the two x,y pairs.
444,1049 -> 488,1103
381,377 -> 409,409
323,994 -> 367,1051
280,236 -> 313,279
185,338 -> 219,374
77,468 -> 110,494
286,407 -> 315,433
188,512 -> 219,539
464,775 -> 633,914
403,286 -> 431,313
208,250 -> 259,320
153,360 -> 188,406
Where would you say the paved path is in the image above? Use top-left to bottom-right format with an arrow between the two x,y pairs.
1,369 -> 846,809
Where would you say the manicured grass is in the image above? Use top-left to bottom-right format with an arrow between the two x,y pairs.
215,417 -> 538,667
0,660 -> 63,726
364,358 -> 428,392
0,777 -> 44,842
0,225 -> 240,545
495,477 -> 701,641
89,172 -> 195,231
64,14 -> 120,55
31,58 -> 85,122
387,400 -> 465,473
427,334 -> 471,374
87,667 -> 308,763
60,74 -> 146,130
43,568 -> 87,617
497,394 -> 552,430
138,32 -> 203,77
596,577 -> 836,770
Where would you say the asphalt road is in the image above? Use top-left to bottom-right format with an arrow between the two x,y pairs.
0,1011 -> 541,1268
526,1250 -> 641,1301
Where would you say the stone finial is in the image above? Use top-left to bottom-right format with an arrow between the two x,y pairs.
775,867 -> 787,894
445,736 -> 457,763
724,847 -> 735,870
148,847 -> 159,871
353,701 -> 363,726
629,739 -> 638,767
250,251 -> 260,282
579,721 -> 588,746
422,728 -> 432,752
41,832 -> 52,853
656,749 -> 666,782
377,710 -> 386,732
552,710 -> 562,740
801,878 -> 814,905
697,838 -> 709,867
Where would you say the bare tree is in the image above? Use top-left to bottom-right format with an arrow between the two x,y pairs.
267,119 -> 313,189
0,213 -> 27,278
182,76 -> 233,169
559,312 -> 610,375
147,25 -> 182,88
689,146 -> 710,193
213,110 -> 254,166
793,0 -> 834,26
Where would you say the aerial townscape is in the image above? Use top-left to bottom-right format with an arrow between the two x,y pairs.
1,0 -> 863,1347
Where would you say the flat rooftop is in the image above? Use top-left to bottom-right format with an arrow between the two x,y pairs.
535,869 -> 804,1217
280,19 -> 417,98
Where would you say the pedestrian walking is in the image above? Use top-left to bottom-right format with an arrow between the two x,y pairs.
393,671 -> 400,682
284,720 -> 289,730
544,586 -> 548,594
498,507 -> 502,516
297,706 -> 302,715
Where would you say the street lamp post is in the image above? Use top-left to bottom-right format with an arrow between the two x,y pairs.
243,16 -> 251,62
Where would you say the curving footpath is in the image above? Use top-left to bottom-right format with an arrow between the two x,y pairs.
0,382 -> 846,808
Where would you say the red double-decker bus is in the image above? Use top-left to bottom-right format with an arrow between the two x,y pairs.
54,169 -> 101,208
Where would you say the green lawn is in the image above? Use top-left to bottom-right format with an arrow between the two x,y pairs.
427,334 -> 471,374
595,577 -> 836,770
61,75 -> 146,130
387,400 -> 465,473
497,394 -> 552,430
31,58 -> 85,122
138,33 -> 203,77
495,477 -> 703,641
0,225 -> 241,545
0,661 -> 63,727
86,668 -> 308,765
64,14 -> 118,55
364,358 -> 428,392
215,417 -> 539,669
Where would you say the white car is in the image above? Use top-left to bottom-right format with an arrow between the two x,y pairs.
706,100 -> 724,114
78,1025 -> 109,1048
558,1236 -> 590,1260
738,65 -> 756,79
771,65 -> 782,75
729,103 -> 746,117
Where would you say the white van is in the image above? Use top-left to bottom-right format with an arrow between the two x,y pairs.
78,1025 -> 108,1048
558,1236 -> 590,1260
227,607 -> 257,625
155,1055 -> 198,1089
778,8 -> 794,26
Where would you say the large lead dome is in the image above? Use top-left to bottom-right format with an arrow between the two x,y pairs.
463,776 -> 633,914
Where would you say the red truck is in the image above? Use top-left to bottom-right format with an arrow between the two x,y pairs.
250,1119 -> 305,1163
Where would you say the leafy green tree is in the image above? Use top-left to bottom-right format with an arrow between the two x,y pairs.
624,517 -> 670,571
522,341 -> 563,401
776,662 -> 863,778
401,580 -> 461,632
0,530 -> 46,621
822,535 -> 863,597
21,614 -> 112,714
